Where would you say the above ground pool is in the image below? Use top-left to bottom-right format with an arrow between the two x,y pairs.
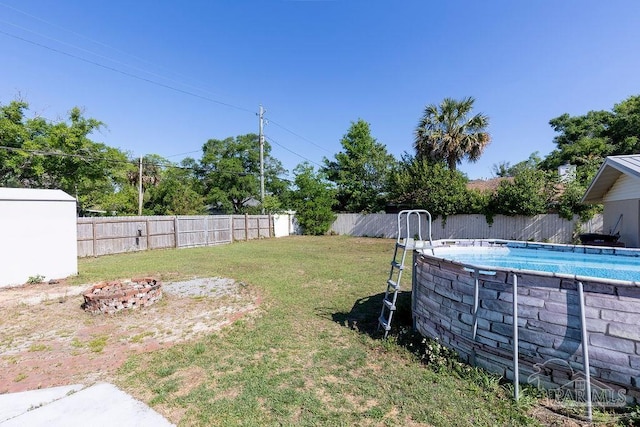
430,241 -> 640,282
412,239 -> 640,408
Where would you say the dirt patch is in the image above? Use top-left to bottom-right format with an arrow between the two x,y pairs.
528,404 -> 591,427
0,278 -> 260,394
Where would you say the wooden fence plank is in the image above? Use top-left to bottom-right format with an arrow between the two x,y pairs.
78,214 -> 256,257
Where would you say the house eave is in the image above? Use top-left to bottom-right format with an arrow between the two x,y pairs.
581,155 -> 640,204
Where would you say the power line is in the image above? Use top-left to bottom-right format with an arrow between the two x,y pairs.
265,135 -> 323,168
164,149 -> 202,159
0,144 -> 134,165
0,144 -> 277,179
267,118 -> 334,155
0,10 -> 336,168
0,18 -> 228,101
0,29 -> 255,115
0,2 -> 228,101
0,145 -> 187,173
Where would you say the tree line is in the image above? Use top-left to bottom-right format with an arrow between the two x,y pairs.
1,95 -> 639,234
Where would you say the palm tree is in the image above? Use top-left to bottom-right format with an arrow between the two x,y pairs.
126,154 -> 165,188
414,97 -> 490,171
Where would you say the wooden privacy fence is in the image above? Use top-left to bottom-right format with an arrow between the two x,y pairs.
78,213 -> 605,257
330,213 -> 604,244
78,214 -> 273,257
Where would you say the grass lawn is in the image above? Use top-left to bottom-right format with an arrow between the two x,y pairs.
75,236 -> 540,426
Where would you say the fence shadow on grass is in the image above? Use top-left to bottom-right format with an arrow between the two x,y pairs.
329,290 -> 413,338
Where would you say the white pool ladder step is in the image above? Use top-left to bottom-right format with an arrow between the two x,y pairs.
378,209 -> 433,338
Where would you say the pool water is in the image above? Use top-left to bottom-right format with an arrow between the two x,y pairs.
433,246 -> 640,282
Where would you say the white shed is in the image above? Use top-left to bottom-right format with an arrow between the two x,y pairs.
0,188 -> 78,287
582,154 -> 640,248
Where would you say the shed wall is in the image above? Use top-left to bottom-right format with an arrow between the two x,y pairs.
603,175 -> 640,202
604,199 -> 640,248
0,190 -> 77,287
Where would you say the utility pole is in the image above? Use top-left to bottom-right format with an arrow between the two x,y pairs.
258,105 -> 265,214
138,156 -> 143,216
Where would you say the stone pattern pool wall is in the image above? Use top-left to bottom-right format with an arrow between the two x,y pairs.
412,245 -> 640,405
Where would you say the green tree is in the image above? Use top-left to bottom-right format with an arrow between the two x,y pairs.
146,164 -> 205,215
609,95 -> 640,153
198,134 -> 287,213
541,109 -> 613,174
127,154 -> 169,189
538,96 -> 640,222
0,101 -> 130,210
541,95 -> 640,174
553,178 -> 601,221
492,152 -> 542,177
100,184 -> 138,215
0,101 -> 31,186
101,155 -> 206,216
489,168 -> 554,216
414,97 -> 490,171
288,162 -> 336,235
260,194 -> 284,214
322,119 -> 395,212
387,155 -> 473,219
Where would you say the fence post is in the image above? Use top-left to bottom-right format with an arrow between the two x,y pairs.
91,218 -> 97,257
245,213 -> 249,241
257,215 -> 261,239
269,214 -> 273,238
174,216 -> 179,248
146,219 -> 151,250
204,216 -> 209,246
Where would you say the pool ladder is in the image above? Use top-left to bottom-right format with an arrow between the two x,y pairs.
378,209 -> 433,338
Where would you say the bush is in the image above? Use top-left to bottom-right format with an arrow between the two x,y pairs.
488,168 -> 553,216
388,158 -> 475,219
289,163 -> 337,235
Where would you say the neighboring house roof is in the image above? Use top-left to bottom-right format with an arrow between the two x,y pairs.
581,154 -> 640,203
466,177 -> 511,193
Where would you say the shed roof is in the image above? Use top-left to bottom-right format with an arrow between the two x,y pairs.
581,155 -> 640,203
0,187 -> 76,202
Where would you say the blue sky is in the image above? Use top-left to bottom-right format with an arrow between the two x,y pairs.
1,0 -> 639,180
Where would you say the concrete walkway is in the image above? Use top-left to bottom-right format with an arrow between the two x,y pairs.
0,383 -> 174,426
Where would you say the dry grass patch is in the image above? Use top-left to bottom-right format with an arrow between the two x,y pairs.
0,279 -> 260,393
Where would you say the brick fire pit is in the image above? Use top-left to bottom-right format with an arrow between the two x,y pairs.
82,277 -> 162,314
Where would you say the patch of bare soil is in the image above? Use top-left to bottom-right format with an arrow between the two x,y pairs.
0,278 -> 260,394
528,405 -> 589,427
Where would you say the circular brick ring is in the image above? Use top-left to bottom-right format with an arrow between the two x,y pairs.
82,277 -> 162,314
